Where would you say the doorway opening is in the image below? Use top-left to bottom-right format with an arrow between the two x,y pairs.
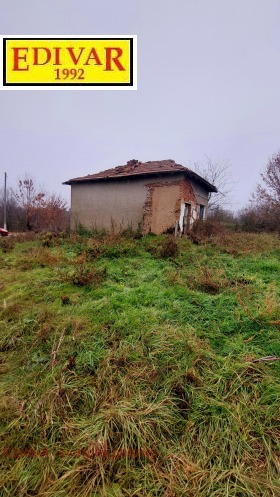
183,203 -> 191,233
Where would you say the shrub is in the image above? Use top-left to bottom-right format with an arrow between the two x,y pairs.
190,219 -> 226,242
237,204 -> 280,233
61,252 -> 106,286
0,237 -> 15,252
144,235 -> 179,259
66,264 -> 105,286
76,224 -> 95,237
120,227 -> 143,239
159,238 -> 179,258
40,231 -> 55,247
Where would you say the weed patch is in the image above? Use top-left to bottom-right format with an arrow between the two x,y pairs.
59,252 -> 106,286
143,234 -> 179,259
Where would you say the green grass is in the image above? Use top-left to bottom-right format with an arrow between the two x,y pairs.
0,231 -> 279,496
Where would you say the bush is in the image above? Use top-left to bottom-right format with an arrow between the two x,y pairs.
159,238 -> 179,258
0,237 -> 15,252
143,235 -> 179,259
59,251 -> 106,286
189,219 -> 226,242
66,264 -> 105,286
120,227 -> 143,239
237,205 -> 280,233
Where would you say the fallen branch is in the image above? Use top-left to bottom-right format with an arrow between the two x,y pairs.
252,356 -> 280,363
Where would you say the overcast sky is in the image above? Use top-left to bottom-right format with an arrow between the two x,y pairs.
1,0 -> 280,211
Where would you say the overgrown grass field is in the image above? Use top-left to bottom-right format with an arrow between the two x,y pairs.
0,231 -> 279,496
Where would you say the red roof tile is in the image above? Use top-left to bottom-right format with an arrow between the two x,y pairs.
63,159 -> 217,192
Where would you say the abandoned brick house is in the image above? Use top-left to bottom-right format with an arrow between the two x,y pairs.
63,159 -> 217,234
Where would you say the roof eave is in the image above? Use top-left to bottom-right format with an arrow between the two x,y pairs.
186,171 -> 218,193
63,169 -> 217,192
62,169 -> 184,186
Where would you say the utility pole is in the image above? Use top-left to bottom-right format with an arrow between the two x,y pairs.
3,172 -> 7,230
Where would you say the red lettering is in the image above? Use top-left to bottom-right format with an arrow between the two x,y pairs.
105,47 -> 125,71
84,48 -> 102,66
67,47 -> 84,65
12,47 -> 29,71
33,47 -> 52,65
53,47 -> 62,65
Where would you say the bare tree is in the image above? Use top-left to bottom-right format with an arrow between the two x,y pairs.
249,152 -> 280,232
12,174 -> 69,232
12,176 -> 44,230
254,152 -> 280,205
191,156 -> 233,210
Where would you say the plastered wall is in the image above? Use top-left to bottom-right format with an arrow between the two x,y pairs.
143,183 -> 181,234
71,174 -> 186,232
142,178 -> 198,234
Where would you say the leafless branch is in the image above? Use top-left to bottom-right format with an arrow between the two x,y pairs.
191,155 -> 233,210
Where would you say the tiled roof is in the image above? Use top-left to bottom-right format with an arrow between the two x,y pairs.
63,159 -> 217,192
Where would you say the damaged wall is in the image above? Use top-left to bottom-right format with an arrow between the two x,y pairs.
143,178 -> 198,234
191,181 -> 209,206
143,182 -> 181,234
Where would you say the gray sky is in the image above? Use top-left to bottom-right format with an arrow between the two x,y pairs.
1,0 -> 280,211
